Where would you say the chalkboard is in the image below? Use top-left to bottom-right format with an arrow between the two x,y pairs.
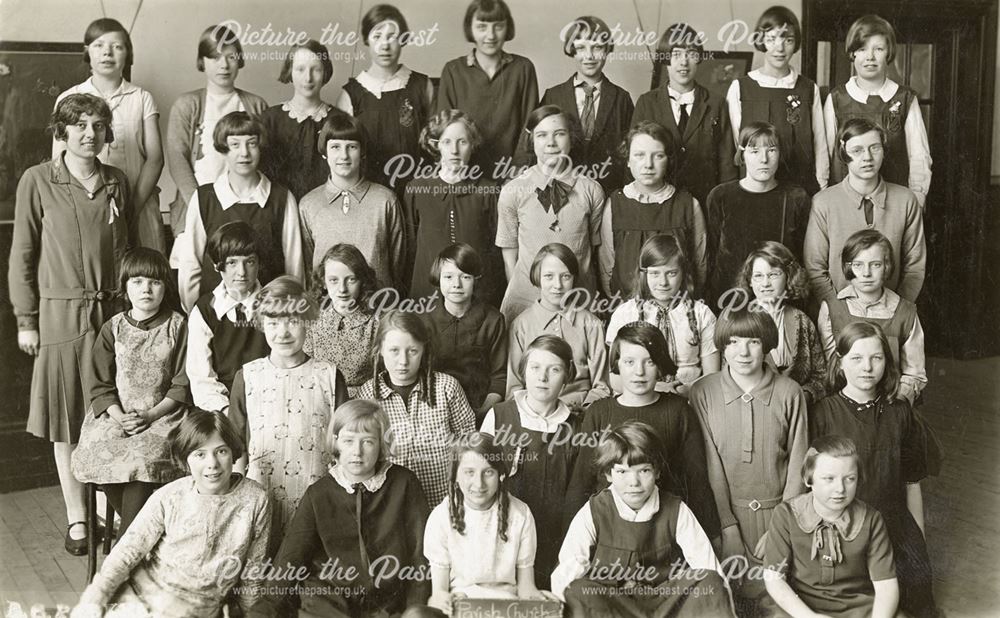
452,598 -> 563,618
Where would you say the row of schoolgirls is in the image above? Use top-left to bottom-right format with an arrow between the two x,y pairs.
8,0 -> 939,617
63,247 -> 940,618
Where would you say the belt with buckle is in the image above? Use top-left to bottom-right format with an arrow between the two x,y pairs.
734,496 -> 782,512
40,287 -> 116,301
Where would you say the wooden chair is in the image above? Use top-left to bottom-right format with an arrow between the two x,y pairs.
85,483 -> 116,583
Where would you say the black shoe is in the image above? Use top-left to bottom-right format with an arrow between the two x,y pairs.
64,521 -> 88,556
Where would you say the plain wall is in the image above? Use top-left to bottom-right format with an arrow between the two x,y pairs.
0,0 -> 800,199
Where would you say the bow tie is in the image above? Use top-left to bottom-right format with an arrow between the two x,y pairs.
535,178 -> 572,231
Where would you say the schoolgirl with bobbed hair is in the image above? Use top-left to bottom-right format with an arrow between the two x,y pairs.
255,397 -> 431,616
422,243 -> 507,419
689,306 -> 808,602
735,240 -> 827,403
229,275 -> 348,550
73,247 -> 190,537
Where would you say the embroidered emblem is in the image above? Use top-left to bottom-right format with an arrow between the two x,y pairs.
786,94 -> 802,125
886,100 -> 903,134
399,98 -> 415,128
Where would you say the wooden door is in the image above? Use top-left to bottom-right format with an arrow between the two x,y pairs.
803,0 -> 998,357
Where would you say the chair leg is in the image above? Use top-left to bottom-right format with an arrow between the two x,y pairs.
86,484 -> 97,584
103,496 -> 114,554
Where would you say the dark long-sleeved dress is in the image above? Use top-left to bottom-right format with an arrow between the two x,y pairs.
810,393 -> 942,618
705,180 -> 811,305
564,393 -> 721,540
261,103 -> 346,200
403,175 -> 503,306
249,464 -> 430,617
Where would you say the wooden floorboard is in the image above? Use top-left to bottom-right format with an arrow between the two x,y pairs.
0,356 -> 997,616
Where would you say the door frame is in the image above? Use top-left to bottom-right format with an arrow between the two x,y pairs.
803,0 -> 999,358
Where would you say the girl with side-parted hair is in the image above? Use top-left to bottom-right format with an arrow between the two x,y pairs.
735,240 -> 827,403
165,24 -> 268,240
303,243 -> 381,396
606,234 -> 720,395
496,105 -> 606,321
358,310 -> 476,506
810,322 -> 941,618
705,120 -> 812,309
763,435 -> 902,617
74,410 -> 271,617
228,275 -> 348,552
404,110 -> 503,305
72,248 -> 190,537
253,399 -> 432,617
823,14 -> 932,207
261,39 -> 347,200
11,92 -> 135,556
54,18 -> 166,253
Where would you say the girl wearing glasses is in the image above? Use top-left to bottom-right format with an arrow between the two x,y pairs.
705,122 -> 812,310
735,241 -> 826,404
817,229 -> 926,405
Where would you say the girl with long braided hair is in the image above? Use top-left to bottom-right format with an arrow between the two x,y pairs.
417,432 -> 550,616
606,233 -> 721,396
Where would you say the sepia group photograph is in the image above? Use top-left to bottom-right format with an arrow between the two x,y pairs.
0,0 -> 997,616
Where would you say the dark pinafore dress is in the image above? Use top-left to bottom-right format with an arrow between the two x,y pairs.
492,400 -> 582,589
342,71 -> 431,194
737,75 -> 820,195
607,189 -> 698,298
196,184 -> 288,297
563,489 -> 734,617
828,83 -> 915,187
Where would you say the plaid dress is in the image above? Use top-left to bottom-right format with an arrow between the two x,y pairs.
357,371 -> 476,505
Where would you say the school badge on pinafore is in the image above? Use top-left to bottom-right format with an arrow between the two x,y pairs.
786,94 -> 802,125
885,100 -> 904,134
399,98 -> 415,128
